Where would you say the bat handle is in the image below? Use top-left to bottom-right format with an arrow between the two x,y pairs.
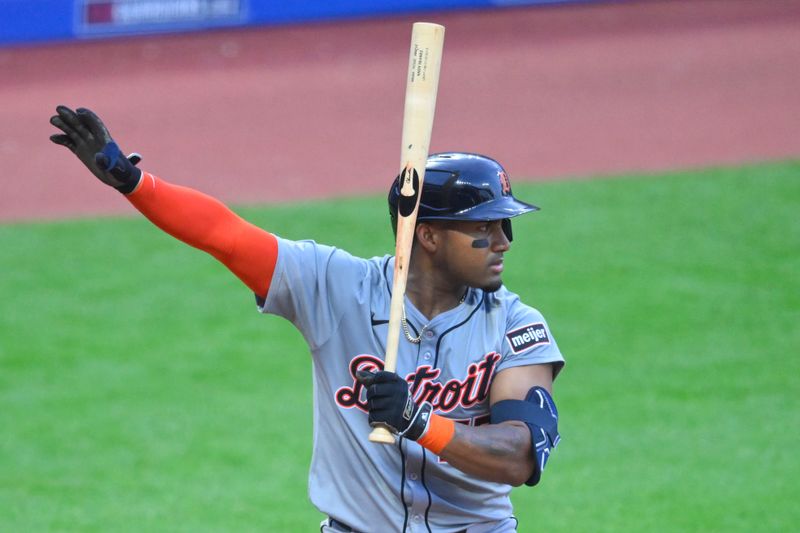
368,425 -> 397,444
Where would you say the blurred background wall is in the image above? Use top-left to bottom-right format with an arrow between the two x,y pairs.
1,0 -> 589,46
2,0 -> 799,221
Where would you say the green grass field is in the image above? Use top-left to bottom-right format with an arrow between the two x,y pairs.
1,161 -> 798,531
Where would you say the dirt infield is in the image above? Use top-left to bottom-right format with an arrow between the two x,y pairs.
1,0 -> 799,221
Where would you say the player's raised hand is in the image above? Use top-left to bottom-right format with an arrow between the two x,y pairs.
49,105 -> 142,193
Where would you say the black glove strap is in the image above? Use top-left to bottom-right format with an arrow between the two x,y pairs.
400,402 -> 433,441
96,142 -> 143,194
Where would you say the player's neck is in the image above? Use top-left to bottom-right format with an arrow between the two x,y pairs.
405,269 -> 466,320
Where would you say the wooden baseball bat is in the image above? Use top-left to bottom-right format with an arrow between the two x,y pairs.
369,22 -> 445,444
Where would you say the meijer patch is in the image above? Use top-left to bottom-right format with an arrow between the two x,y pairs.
506,323 -> 550,353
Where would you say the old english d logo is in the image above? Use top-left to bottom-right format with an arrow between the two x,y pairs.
498,170 -> 511,195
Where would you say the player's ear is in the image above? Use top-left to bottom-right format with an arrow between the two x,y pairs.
415,222 -> 440,253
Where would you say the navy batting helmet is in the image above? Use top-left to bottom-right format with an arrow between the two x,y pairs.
388,152 -> 539,241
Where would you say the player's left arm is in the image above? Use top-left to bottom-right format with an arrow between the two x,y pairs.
357,362 -> 559,486
437,363 -> 555,486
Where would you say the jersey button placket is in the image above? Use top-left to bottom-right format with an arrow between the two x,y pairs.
404,446 -> 427,530
409,333 -> 434,530
417,331 -> 435,365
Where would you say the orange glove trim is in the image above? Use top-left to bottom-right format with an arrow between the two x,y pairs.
127,173 -> 278,299
417,413 -> 455,455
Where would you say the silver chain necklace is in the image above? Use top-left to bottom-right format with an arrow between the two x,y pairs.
401,304 -> 428,344
401,291 -> 467,344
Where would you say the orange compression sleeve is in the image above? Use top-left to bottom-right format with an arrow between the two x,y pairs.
417,414 -> 456,455
126,173 -> 278,299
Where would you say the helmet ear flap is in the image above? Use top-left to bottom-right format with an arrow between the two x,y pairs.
502,219 -> 513,242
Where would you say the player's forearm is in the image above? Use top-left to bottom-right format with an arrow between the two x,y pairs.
126,173 -> 277,298
438,421 -> 534,486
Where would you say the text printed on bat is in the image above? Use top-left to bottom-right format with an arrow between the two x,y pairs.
410,45 -> 430,82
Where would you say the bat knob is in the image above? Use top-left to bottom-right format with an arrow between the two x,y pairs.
369,426 -> 396,445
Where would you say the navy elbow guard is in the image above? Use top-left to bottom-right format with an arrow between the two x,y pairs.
490,386 -> 560,486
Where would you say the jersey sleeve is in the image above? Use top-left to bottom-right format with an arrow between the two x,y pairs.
257,236 -> 371,350
498,298 -> 565,378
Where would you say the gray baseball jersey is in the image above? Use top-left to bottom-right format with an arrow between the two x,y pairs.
259,237 -> 564,532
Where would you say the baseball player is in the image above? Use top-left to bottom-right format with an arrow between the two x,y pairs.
50,105 -> 564,533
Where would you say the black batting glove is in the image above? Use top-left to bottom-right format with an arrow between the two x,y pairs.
356,370 -> 433,440
49,105 -> 142,194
